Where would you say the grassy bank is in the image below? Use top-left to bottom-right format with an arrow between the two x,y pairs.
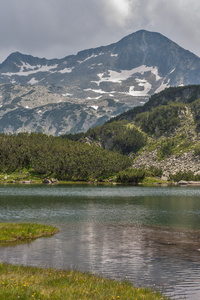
0,223 -> 59,242
0,224 -> 169,299
0,263 -> 169,300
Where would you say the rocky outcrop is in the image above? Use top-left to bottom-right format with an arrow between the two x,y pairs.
43,178 -> 58,184
132,150 -> 200,178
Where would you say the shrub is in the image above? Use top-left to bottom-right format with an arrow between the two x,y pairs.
116,168 -> 145,183
145,166 -> 163,177
134,103 -> 184,136
194,144 -> 200,156
158,139 -> 174,158
169,171 -> 200,182
191,99 -> 200,132
85,121 -> 147,155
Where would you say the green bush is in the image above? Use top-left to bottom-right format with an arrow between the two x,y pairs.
145,166 -> 163,177
0,133 -> 132,181
191,99 -> 200,132
134,103 -> 184,136
84,121 -> 147,155
194,144 -> 200,156
158,139 -> 174,158
169,171 -> 200,182
117,168 -> 145,183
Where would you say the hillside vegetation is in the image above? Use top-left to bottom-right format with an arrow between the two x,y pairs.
0,133 -> 132,182
65,85 -> 200,181
1,85 -> 200,184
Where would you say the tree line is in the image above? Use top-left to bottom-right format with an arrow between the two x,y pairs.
0,132 -> 132,181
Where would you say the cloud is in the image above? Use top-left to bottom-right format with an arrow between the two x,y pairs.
101,0 -> 132,26
0,0 -> 200,63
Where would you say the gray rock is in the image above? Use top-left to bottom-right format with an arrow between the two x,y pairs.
178,180 -> 188,185
43,178 -> 52,184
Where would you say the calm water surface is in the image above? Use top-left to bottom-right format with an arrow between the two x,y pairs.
0,184 -> 200,299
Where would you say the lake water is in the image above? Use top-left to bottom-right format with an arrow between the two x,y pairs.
0,184 -> 200,299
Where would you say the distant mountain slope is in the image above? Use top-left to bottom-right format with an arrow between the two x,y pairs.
0,30 -> 200,134
108,85 -> 200,122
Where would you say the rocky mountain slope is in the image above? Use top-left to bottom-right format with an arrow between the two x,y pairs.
78,85 -> 200,179
0,30 -> 200,135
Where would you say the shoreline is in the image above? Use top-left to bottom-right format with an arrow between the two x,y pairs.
1,177 -> 200,186
0,222 -> 169,299
0,262 -> 169,299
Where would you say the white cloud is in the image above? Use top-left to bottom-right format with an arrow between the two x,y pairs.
102,0 -> 132,26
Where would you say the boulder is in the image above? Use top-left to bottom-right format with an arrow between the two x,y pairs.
178,180 -> 188,185
43,178 -> 52,184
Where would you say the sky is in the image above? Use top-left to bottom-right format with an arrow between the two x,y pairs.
0,0 -> 200,63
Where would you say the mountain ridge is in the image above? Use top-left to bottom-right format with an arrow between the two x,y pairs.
0,30 -> 200,135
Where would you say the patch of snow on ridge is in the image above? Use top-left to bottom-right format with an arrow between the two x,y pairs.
78,53 -> 104,64
110,53 -> 118,57
155,80 -> 170,94
2,62 -> 58,76
62,93 -> 73,97
84,88 -> 106,94
127,79 -> 152,96
28,78 -> 39,85
87,96 -> 102,100
169,68 -> 176,75
92,65 -> 162,85
59,67 -> 74,74
91,105 -> 98,110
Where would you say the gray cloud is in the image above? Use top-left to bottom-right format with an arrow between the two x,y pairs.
0,0 -> 200,63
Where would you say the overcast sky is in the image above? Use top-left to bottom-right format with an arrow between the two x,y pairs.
0,0 -> 200,63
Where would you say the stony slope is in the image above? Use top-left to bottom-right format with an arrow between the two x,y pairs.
81,85 -> 200,179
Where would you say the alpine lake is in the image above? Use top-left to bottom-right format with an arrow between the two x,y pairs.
0,183 -> 200,299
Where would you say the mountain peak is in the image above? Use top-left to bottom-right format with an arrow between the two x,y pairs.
0,30 -> 200,135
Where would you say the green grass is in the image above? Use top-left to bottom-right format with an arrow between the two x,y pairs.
0,169 -> 45,184
0,223 -> 59,242
0,224 -> 169,299
0,263 -> 169,300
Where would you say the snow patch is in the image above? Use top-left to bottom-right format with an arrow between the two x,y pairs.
62,93 -> 73,97
28,77 -> 39,85
110,53 -> 118,57
84,88 -> 106,94
169,68 -> 176,75
127,79 -> 152,96
59,67 -> 74,74
2,62 -> 58,76
78,52 -> 104,64
155,80 -> 170,94
87,96 -> 102,100
92,65 -> 162,85
91,105 -> 98,110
